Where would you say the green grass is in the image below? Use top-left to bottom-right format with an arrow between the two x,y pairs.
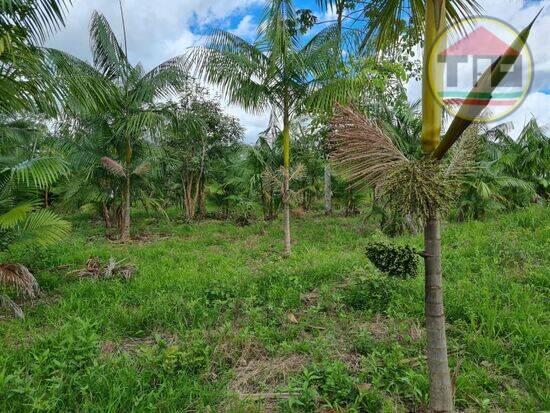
0,207 -> 549,412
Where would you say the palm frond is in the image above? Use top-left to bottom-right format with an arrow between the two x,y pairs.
1,0 -> 72,44
329,104 -> 407,189
90,10 -> 129,80
9,156 -> 68,189
101,157 -> 126,177
17,209 -> 71,247
0,202 -> 34,228
0,263 -> 40,299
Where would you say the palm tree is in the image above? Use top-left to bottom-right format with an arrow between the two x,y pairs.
50,11 -> 189,240
326,1 -> 539,410
247,125 -> 283,220
189,0 -> 361,255
0,0 -> 72,317
0,117 -> 70,318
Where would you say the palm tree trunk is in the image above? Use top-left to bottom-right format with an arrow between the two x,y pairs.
324,163 -> 332,215
102,201 -> 112,229
282,107 -> 291,255
424,215 -> 453,412
421,2 -> 452,411
121,134 -> 132,241
120,174 -> 131,241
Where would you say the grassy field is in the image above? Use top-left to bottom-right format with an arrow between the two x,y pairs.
0,207 -> 548,412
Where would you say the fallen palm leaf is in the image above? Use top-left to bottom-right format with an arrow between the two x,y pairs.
69,257 -> 136,280
0,294 -> 24,319
0,263 -> 40,299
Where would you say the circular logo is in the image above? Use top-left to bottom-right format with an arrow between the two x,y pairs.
427,16 -> 533,123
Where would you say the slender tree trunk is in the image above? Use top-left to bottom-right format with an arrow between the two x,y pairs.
120,174 -> 131,241
424,215 -> 453,412
282,169 -> 291,254
282,107 -> 291,255
421,1 -> 452,410
198,176 -> 206,218
324,163 -> 332,215
121,134 -> 132,241
102,202 -> 112,229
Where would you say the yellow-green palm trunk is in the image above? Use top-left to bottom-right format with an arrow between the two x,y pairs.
421,0 -> 446,154
282,109 -> 291,255
421,1 -> 453,412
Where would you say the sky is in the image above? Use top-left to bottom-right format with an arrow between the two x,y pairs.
46,0 -> 550,142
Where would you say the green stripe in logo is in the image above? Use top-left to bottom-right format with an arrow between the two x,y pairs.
439,91 -> 523,98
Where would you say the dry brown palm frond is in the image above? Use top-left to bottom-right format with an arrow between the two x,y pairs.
0,264 -> 40,299
0,294 -> 24,319
329,104 -> 408,190
101,157 -> 127,177
69,257 -> 136,281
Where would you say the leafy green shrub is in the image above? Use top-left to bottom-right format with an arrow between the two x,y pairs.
342,275 -> 395,313
139,335 -> 211,376
365,242 -> 419,279
286,361 -> 358,412
204,280 -> 238,306
353,331 -> 377,356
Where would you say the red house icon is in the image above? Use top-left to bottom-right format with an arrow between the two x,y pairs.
439,27 -> 522,88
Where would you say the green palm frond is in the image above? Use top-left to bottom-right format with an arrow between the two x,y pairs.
17,209 -> 71,247
1,0 -> 71,45
357,0 -> 482,51
0,202 -> 34,228
90,11 -> 129,80
9,156 -> 69,189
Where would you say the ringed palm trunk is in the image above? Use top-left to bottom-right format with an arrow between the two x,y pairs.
324,163 -> 332,215
282,108 -> 291,255
120,174 -> 131,241
121,136 -> 132,241
421,1 -> 453,411
424,214 -> 453,412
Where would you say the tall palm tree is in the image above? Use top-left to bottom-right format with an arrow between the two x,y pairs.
190,0 -> 361,255
326,1 -> 539,410
50,11 -> 189,240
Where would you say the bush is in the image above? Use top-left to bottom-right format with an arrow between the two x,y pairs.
365,242 -> 419,279
342,274 -> 395,313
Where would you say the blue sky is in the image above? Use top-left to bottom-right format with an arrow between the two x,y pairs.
46,0 -> 550,141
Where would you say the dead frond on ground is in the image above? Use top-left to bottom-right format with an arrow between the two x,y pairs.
69,257 -> 136,281
0,264 -> 41,319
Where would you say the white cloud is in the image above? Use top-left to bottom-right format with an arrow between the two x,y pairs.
230,15 -> 257,39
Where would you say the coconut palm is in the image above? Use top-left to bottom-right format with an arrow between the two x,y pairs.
325,0 -> 540,410
189,0 -> 362,255
49,11 -> 189,240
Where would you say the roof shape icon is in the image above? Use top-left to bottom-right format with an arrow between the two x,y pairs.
440,27 -> 519,57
